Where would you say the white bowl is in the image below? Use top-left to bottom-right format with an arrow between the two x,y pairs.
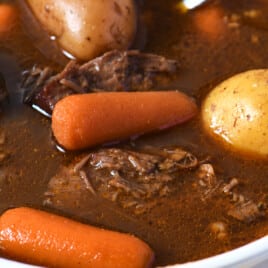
1,235 -> 268,268
165,235 -> 268,268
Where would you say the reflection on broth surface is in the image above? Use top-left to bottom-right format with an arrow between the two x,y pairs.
1,0 -> 268,266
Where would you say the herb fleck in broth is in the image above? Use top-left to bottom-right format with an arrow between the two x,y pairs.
1,0 -> 268,266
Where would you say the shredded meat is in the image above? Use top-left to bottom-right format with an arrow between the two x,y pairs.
196,163 -> 223,200
195,166 -> 266,223
44,146 -> 267,221
228,201 -> 265,223
44,147 -> 198,214
222,178 -> 239,194
0,73 -> 7,103
22,50 -> 179,116
222,178 -> 265,222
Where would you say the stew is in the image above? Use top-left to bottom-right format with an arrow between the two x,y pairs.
0,0 -> 268,266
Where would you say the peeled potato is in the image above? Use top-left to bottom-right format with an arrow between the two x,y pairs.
202,69 -> 268,157
26,0 -> 137,61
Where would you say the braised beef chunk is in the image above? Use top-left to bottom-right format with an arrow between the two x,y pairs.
0,73 -> 7,102
44,147 -> 198,214
22,50 -> 179,116
196,163 -> 223,201
220,178 -> 265,223
194,166 -> 266,223
44,146 -> 267,222
227,201 -> 265,223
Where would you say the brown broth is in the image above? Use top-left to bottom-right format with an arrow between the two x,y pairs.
1,0 -> 268,266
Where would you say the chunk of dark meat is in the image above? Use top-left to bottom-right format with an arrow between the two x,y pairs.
227,201 -> 265,223
22,50 -> 179,116
44,147 -> 198,214
195,167 -> 266,223
196,163 -> 223,201
222,178 -> 265,222
0,73 -> 7,102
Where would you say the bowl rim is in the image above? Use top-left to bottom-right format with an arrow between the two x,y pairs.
164,235 -> 268,268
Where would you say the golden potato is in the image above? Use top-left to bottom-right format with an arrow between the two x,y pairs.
202,69 -> 268,157
26,0 -> 137,61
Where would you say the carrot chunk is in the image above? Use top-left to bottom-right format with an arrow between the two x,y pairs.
193,5 -> 225,40
52,91 -> 197,150
0,207 -> 154,268
0,3 -> 17,33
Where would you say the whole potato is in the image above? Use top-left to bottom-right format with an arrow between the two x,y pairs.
26,0 -> 137,61
202,69 -> 268,157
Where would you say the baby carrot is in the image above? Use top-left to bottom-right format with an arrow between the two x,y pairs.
0,3 -> 17,33
52,91 -> 197,150
193,5 -> 225,40
0,207 -> 154,268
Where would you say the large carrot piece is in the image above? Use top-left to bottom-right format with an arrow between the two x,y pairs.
0,207 -> 154,268
52,91 -> 197,150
